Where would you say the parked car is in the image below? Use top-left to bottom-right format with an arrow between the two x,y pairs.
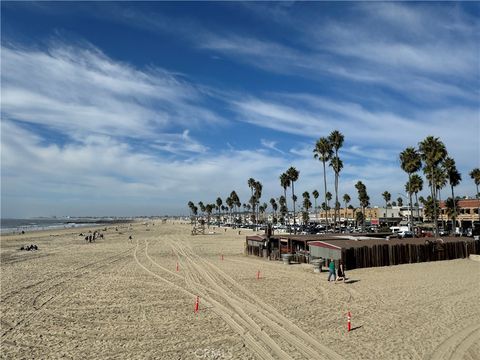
399,230 -> 414,238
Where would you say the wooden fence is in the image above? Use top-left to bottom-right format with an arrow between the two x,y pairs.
344,239 -> 480,270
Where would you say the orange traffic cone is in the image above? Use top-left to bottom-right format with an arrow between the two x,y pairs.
194,296 -> 199,313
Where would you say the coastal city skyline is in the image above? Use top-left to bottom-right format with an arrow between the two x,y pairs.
2,2 -> 479,217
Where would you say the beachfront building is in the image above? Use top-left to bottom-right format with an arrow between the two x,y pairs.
245,233 -> 480,269
309,206 -> 413,227
439,198 -> 480,230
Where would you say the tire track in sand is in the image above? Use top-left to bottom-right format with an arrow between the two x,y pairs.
134,239 -> 277,360
429,325 -> 480,360
168,239 -> 343,360
1,246 -> 134,339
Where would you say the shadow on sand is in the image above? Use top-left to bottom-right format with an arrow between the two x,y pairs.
344,279 -> 360,284
350,325 -> 363,332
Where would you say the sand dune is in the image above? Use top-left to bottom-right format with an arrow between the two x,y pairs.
1,222 -> 479,359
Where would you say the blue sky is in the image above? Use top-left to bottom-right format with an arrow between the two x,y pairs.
1,2 -> 479,217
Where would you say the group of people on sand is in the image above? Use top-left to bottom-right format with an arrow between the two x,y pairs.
83,230 -> 103,243
327,258 -> 346,283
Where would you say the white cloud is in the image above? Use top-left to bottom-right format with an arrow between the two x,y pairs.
198,3 -> 478,104
260,138 -> 284,154
2,116 -> 477,217
2,5 -> 478,217
1,44 -> 222,140
1,120 -> 289,217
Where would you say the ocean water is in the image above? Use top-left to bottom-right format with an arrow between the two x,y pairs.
0,218 -> 105,234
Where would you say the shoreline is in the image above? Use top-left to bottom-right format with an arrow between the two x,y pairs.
0,219 -> 140,236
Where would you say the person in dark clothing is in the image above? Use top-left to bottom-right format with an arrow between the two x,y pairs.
336,260 -> 345,282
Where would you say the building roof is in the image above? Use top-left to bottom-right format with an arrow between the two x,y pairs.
308,241 -> 342,250
247,232 -> 477,250
440,199 -> 480,208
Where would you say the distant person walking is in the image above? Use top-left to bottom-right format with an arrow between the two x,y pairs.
336,260 -> 345,282
328,258 -> 336,282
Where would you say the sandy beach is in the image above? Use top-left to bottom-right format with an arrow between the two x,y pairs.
1,221 -> 479,360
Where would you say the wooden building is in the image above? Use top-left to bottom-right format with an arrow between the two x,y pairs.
245,233 -> 480,270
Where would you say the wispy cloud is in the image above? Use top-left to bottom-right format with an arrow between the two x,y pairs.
230,92 -> 479,173
198,3 -> 478,104
260,138 -> 284,154
151,130 -> 208,155
1,43 -> 222,142
2,3 -> 478,217
1,120 -> 289,217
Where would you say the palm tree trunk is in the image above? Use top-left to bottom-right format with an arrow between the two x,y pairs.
438,190 -> 445,232
451,184 -> 456,234
415,192 -> 420,224
334,172 -> 338,231
431,165 -> 438,238
385,200 -> 388,227
292,181 -> 296,233
408,174 -> 414,232
362,206 -> 366,232
322,160 -> 329,229
476,184 -> 480,222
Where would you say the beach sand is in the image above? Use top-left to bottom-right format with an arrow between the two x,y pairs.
1,221 -> 479,359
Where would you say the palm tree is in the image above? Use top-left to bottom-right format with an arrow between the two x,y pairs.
302,191 -> 311,225
444,197 -> 460,231
279,196 -> 287,225
280,173 -> 291,226
286,167 -> 300,232
355,181 -> 369,232
198,201 -> 206,218
343,194 -> 351,226
253,181 -> 263,229
187,201 -> 196,224
260,202 -> 268,223
400,147 -> 422,232
410,174 -> 423,223
444,157 -> 461,233
258,204 -> 265,223
421,196 -> 439,225
312,190 -> 319,224
397,197 -> 403,207
328,131 -> 345,229
328,130 -> 344,227
470,168 -> 480,198
225,197 -> 233,223
470,168 -> 480,221
326,191 -> 332,225
205,204 -> 214,227
230,191 -> 240,224
355,211 -> 364,229
270,198 -> 278,225
314,137 -> 333,229
329,156 -> 343,231
216,197 -> 223,220
382,191 -> 391,226
419,136 -> 447,237
247,178 -> 256,224
426,166 -> 448,231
